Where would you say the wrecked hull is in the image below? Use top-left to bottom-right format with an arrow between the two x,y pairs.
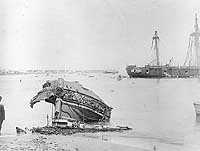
60,101 -> 109,123
30,78 -> 113,123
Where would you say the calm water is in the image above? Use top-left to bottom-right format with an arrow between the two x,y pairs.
1,73 -> 200,150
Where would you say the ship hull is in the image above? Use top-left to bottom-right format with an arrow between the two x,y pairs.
60,101 -> 111,123
30,78 -> 113,123
126,65 -> 200,78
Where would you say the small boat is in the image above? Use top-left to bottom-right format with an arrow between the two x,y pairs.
117,75 -> 122,81
30,78 -> 113,124
194,102 -> 200,115
103,70 -> 118,74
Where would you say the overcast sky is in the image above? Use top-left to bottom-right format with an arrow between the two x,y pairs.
0,0 -> 200,71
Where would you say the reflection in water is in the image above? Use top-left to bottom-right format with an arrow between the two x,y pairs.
156,78 -> 160,84
194,115 -> 200,132
197,77 -> 200,83
196,115 -> 200,123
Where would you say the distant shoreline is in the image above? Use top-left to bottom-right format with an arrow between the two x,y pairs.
0,69 -> 119,76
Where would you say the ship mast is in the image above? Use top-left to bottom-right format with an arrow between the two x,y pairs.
152,31 -> 160,66
194,14 -> 200,67
184,14 -> 200,67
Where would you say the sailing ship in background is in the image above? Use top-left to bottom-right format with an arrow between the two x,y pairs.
126,14 -> 200,78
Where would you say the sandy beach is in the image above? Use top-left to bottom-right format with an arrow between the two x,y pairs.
0,133 -> 149,151
1,132 -> 200,151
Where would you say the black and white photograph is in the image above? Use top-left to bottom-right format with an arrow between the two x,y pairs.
0,0 -> 200,150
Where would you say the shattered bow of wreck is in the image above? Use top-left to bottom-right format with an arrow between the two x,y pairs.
30,78 -> 113,123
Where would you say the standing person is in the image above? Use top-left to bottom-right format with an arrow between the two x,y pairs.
0,96 -> 5,135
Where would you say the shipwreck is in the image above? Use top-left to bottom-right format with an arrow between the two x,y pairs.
30,78 -> 113,126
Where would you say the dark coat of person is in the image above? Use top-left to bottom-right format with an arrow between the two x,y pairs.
0,103 -> 5,121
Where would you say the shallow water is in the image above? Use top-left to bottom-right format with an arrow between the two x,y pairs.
1,73 -> 200,150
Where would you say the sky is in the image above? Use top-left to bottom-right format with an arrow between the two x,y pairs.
0,0 -> 200,71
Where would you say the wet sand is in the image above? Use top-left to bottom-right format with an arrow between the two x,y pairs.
0,134 -> 149,151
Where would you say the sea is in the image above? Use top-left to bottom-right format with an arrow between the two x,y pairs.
1,73 -> 200,150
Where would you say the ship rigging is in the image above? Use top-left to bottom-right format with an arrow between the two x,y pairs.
184,14 -> 200,67
126,14 -> 200,78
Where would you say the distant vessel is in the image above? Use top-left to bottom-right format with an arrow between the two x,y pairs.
103,70 -> 118,74
194,102 -> 200,115
126,14 -> 200,78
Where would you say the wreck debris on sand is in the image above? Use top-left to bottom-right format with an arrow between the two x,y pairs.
30,78 -> 113,125
31,125 -> 132,136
